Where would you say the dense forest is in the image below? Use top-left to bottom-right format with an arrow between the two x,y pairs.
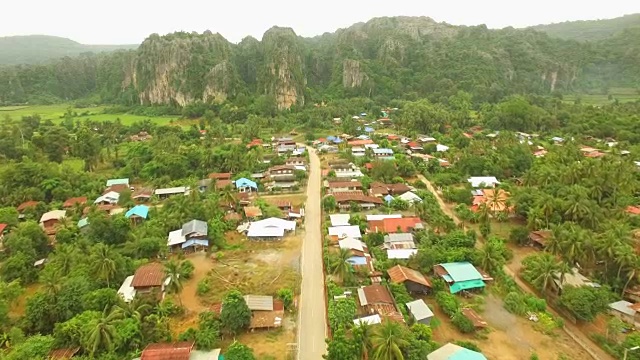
1,16 -> 639,109
530,13 -> 640,41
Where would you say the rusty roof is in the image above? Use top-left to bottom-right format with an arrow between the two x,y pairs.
131,263 -> 165,288
224,212 -> 242,221
328,181 -> 362,189
361,284 -> 394,305
333,193 -> 384,204
387,265 -> 431,288
17,200 -> 39,212
48,347 -> 80,359
244,206 -> 263,218
214,179 -> 233,189
140,342 -> 194,360
208,172 -> 232,180
103,183 -> 129,194
462,308 -> 487,328
63,197 -> 87,208
269,165 -> 296,172
529,230 -> 552,246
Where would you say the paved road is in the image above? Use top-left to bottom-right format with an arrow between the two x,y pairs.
416,174 -> 611,360
297,148 -> 327,360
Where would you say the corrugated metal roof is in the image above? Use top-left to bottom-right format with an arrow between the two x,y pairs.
39,210 -> 66,223
243,295 -> 274,311
406,299 -> 434,321
609,300 -> 636,316
131,263 -> 165,288
439,262 -> 483,282
140,342 -> 194,360
181,219 -> 207,237
384,233 -> 414,243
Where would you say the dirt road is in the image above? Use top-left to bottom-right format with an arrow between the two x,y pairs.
416,173 -> 613,360
297,148 -> 327,360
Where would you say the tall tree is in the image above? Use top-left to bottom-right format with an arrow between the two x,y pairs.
371,320 -> 409,360
90,244 -> 117,288
220,290 -> 251,335
164,260 -> 184,306
86,306 -> 121,356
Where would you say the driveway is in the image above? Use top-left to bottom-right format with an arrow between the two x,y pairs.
297,148 -> 327,359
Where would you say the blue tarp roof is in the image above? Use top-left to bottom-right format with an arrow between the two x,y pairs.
364,127 -> 374,133
384,194 -> 394,203
181,239 -> 209,249
235,178 -> 257,189
333,138 -> 343,144
327,135 -> 337,141
440,262 -> 483,282
347,256 -> 367,266
125,205 -> 149,219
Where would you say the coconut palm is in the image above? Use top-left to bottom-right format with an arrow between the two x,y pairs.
353,321 -> 374,360
485,188 -> 509,215
164,260 -> 184,306
615,245 -> 637,279
91,243 -> 117,288
40,267 -> 63,299
86,306 -> 121,356
522,253 -> 561,293
371,320 -> 409,360
112,298 -> 152,322
51,243 -> 79,274
330,248 -> 353,284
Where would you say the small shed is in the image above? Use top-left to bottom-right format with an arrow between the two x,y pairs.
406,299 -> 434,325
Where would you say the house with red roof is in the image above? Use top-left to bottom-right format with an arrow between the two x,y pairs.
368,217 -> 424,233
135,341 -> 221,360
63,197 -> 87,208
246,138 -> 263,149
17,200 -> 39,213
406,141 -> 424,152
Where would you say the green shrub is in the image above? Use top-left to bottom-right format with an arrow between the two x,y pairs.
451,312 -> 475,333
454,340 -> 481,352
435,292 -> 460,317
179,260 -> 195,279
196,279 -> 211,296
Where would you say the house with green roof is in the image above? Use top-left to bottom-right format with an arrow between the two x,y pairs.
434,262 -> 491,294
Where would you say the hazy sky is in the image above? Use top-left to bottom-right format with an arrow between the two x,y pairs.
2,0 -> 639,44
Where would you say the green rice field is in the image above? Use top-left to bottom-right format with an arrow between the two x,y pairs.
562,87 -> 640,106
0,104 -> 184,126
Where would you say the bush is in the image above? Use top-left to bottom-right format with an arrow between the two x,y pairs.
455,341 -> 481,352
435,292 -> 460,317
180,260 -> 195,279
509,226 -> 530,246
277,288 -> 294,310
196,279 -> 211,296
503,291 -> 546,316
451,312 -> 475,333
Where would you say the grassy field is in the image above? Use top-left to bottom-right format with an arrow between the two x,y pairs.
0,104 -> 183,126
563,87 -> 640,106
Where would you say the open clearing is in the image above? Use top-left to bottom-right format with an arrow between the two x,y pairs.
430,294 -> 591,360
172,193 -> 304,359
0,104 -> 182,126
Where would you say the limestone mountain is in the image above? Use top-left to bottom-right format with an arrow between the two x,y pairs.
1,16 -> 639,108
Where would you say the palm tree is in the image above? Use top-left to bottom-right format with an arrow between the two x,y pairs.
353,321 -> 374,360
615,245 -> 637,279
86,306 -> 121,356
91,243 -> 117,288
40,268 -> 63,299
371,320 -> 409,360
112,298 -> 152,322
52,243 -> 79,274
330,248 -> 354,284
522,253 -> 561,293
164,260 -> 184,306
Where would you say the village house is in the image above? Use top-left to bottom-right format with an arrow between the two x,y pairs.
266,165 -> 298,190
351,147 -> 366,157
207,172 -> 234,189
339,237 -> 372,269
369,182 -> 412,197
125,205 -> 149,225
155,186 -> 189,200
397,191 -> 422,203
368,217 -> 424,233
129,131 -> 152,142
62,197 -> 87,209
285,157 -> 307,168
406,141 -> 423,152
48,348 -> 80,359
551,267 -> 600,295
467,176 -> 500,188
406,299 -> 434,325
94,191 -> 120,205
331,192 -> 384,211
378,118 -> 393,127
328,225 -> 362,241
609,300 -> 640,328
388,265 -> 431,294
357,284 -> 404,322
127,262 -> 169,299
246,138 -> 263,149
133,342 -> 221,360
384,233 -> 416,249
39,210 -> 66,236
235,178 -> 258,193
327,180 -> 363,193
418,135 -> 437,143
246,217 -> 296,241
528,230 -> 552,249
132,188 -> 153,203
427,343 -> 487,360
243,295 -> 284,330
106,178 -> 129,188
275,137 -> 297,154
330,162 -> 364,178
372,148 -> 394,159
348,139 -> 374,147
16,200 -> 40,218
243,206 -> 263,220
329,214 -> 351,227
434,262 -> 491,294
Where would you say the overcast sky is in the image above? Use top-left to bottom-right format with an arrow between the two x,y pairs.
2,0 -> 639,44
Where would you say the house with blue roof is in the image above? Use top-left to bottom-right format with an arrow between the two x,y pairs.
235,178 -> 258,193
427,343 -> 487,360
125,205 -> 149,224
434,262 -> 490,294
77,217 -> 89,230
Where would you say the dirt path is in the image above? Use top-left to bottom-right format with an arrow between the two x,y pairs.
180,252 -> 213,312
416,174 -> 613,360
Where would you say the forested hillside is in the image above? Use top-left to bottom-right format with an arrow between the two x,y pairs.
0,35 -> 137,65
530,13 -> 640,41
1,16 -> 639,109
